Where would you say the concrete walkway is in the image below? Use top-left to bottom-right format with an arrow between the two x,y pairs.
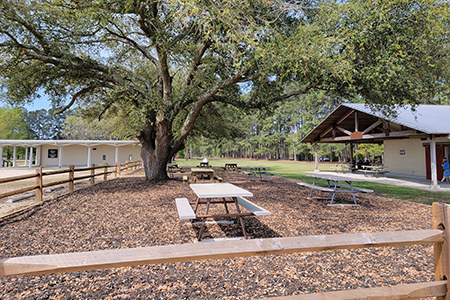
0,168 -> 38,179
317,171 -> 450,192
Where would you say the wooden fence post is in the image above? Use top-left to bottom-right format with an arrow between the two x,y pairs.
114,162 -> 118,178
104,163 -> 108,181
35,166 -> 43,202
90,164 -> 95,185
118,162 -> 121,176
432,202 -> 450,300
69,165 -> 74,192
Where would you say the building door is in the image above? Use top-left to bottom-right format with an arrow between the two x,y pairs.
425,145 -> 445,180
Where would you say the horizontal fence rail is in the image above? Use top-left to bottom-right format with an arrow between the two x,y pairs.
0,159 -> 142,202
0,229 -> 444,276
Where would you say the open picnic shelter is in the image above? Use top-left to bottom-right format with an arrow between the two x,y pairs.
301,104 -> 450,188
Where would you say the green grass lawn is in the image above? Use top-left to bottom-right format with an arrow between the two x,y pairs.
174,157 -> 450,206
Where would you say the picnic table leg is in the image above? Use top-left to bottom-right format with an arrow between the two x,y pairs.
309,177 -> 318,199
222,197 -> 229,214
197,198 -> 212,241
193,197 -> 200,213
232,197 -> 248,239
348,181 -> 357,205
329,180 -> 338,205
264,168 -> 269,181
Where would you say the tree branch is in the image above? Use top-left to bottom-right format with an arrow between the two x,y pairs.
171,67 -> 255,151
104,26 -> 159,67
54,86 -> 95,114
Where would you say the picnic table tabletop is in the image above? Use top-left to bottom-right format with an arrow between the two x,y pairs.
191,168 -> 214,172
189,183 -> 253,198
306,173 -> 366,182
305,173 -> 368,206
248,166 -> 270,169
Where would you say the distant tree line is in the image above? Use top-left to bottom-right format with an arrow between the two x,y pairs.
184,90 -> 450,162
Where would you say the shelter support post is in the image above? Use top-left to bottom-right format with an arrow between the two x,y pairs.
314,142 -> 319,172
87,146 -> 91,167
24,147 -> 28,166
36,145 -> 41,166
115,146 -> 119,164
13,146 -> 16,167
430,135 -> 439,188
28,147 -> 33,168
58,146 -> 62,168
350,143 -> 354,171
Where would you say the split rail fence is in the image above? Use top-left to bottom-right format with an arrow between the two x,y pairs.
1,202 -> 450,299
0,159 -> 143,202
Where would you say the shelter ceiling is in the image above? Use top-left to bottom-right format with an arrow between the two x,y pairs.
301,105 -> 430,144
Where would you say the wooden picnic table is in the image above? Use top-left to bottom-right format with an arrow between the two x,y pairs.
190,168 -> 215,183
300,173 -> 373,206
175,183 -> 271,241
223,163 -> 238,171
167,164 -> 179,178
197,162 -> 211,168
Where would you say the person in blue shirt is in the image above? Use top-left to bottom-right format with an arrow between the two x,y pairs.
441,157 -> 450,183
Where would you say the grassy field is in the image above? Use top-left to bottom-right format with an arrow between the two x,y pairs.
175,157 -> 450,205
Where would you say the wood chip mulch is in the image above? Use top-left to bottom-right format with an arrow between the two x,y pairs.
0,171 -> 434,299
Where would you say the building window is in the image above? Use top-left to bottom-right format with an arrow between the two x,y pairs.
48,149 -> 58,158
129,154 -> 133,161
102,155 -> 107,161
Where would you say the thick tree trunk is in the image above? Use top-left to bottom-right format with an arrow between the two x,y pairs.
138,121 -> 173,181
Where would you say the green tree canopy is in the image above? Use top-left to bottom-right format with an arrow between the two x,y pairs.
0,106 -> 31,140
0,0 -> 448,179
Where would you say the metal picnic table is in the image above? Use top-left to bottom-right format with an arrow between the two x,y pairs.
247,166 -> 272,181
304,173 -> 372,206
362,165 -> 388,177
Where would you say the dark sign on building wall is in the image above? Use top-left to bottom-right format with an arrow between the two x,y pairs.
48,149 -> 58,158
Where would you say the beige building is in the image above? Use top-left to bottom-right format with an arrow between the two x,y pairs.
0,140 -> 142,168
302,104 -> 450,187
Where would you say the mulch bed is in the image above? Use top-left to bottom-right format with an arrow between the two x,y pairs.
0,170 -> 434,299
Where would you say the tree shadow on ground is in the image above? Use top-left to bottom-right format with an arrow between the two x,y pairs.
188,216 -> 281,241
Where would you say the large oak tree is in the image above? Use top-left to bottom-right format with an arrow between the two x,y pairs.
0,0 -> 448,180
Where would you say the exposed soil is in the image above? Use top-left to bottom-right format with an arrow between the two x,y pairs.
0,170 -> 434,299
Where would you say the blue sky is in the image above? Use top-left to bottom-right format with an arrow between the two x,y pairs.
22,97 -> 52,111
24,97 -> 51,111
0,94 -> 52,111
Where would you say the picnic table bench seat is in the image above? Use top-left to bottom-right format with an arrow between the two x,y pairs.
336,184 -> 374,193
297,182 -> 334,193
236,197 -> 271,216
175,198 -> 196,220
175,197 -> 271,220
